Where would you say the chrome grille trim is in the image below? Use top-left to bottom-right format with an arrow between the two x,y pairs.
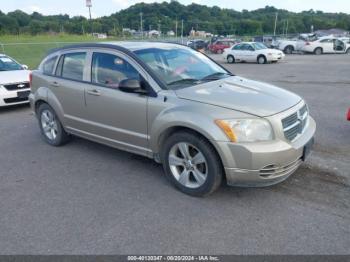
282,104 -> 308,141
259,158 -> 302,178
3,82 -> 30,91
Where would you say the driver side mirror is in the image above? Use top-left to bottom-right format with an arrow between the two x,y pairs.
119,79 -> 147,94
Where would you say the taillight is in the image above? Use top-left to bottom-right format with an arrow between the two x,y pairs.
347,108 -> 350,121
29,72 -> 32,89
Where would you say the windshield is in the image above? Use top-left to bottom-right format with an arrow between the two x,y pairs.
134,47 -> 231,89
252,43 -> 268,50
0,56 -> 23,71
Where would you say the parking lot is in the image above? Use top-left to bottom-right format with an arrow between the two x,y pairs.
0,54 -> 349,254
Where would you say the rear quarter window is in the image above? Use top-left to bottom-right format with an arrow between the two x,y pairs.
42,56 -> 58,75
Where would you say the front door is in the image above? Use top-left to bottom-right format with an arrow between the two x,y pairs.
84,51 -> 149,155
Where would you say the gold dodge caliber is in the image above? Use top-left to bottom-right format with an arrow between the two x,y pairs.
29,42 -> 316,196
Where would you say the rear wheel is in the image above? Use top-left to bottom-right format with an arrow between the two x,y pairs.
314,47 -> 323,55
38,103 -> 70,146
161,131 -> 223,197
227,55 -> 235,64
284,45 -> 294,54
257,55 -> 267,64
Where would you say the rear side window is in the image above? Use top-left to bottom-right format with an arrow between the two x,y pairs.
42,56 -> 57,75
233,44 -> 242,50
56,52 -> 86,81
91,52 -> 140,88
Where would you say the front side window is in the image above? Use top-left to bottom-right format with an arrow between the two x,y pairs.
135,47 -> 230,89
91,52 -> 140,88
59,52 -> 86,81
0,56 -> 23,71
42,56 -> 57,75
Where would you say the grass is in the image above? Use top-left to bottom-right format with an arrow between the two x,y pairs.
0,34 -> 121,69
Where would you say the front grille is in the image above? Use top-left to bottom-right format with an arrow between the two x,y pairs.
282,104 -> 308,141
259,158 -> 302,178
4,97 -> 29,104
3,82 -> 30,91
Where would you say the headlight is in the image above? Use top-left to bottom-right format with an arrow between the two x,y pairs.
215,119 -> 273,142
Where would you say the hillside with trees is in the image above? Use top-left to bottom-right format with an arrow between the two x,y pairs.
1,2 -> 350,36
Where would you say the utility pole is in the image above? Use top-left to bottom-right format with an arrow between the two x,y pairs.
86,0 -> 93,35
175,18 -> 178,40
273,12 -> 278,36
181,19 -> 184,44
140,12 -> 143,39
286,19 -> 289,37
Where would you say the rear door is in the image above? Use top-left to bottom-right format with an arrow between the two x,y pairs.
231,44 -> 244,61
83,50 -> 150,155
48,51 -> 90,129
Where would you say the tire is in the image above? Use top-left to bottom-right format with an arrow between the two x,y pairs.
217,49 -> 223,54
37,103 -> 70,146
161,131 -> 223,197
346,48 -> 350,54
284,46 -> 294,54
227,55 -> 235,64
257,55 -> 267,64
314,47 -> 323,55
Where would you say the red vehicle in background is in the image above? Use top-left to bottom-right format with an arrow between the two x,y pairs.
208,39 -> 236,54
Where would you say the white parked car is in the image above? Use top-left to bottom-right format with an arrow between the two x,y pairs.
0,54 -> 31,107
223,42 -> 285,64
299,36 -> 350,55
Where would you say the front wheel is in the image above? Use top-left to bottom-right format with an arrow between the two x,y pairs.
346,48 -> 350,54
38,103 -> 70,146
257,55 -> 267,64
161,132 -> 223,197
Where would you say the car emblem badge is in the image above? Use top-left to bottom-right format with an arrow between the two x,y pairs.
18,84 -> 25,88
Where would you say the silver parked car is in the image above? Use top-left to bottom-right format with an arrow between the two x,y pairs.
29,42 -> 316,196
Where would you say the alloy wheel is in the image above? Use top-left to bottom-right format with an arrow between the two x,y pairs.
168,142 -> 208,189
41,110 -> 58,141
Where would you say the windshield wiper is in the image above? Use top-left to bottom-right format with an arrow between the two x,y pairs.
167,78 -> 201,86
201,72 -> 232,81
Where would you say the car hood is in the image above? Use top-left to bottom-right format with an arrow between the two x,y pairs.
0,70 -> 31,85
265,48 -> 283,54
175,76 -> 301,117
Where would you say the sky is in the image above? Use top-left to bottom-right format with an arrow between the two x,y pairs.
1,0 -> 349,17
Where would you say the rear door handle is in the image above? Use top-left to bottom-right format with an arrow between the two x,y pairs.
87,89 -> 101,96
50,81 -> 60,87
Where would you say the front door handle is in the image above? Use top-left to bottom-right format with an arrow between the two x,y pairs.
50,81 -> 60,87
87,89 -> 101,96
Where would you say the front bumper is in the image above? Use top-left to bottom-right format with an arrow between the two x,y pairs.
268,53 -> 285,61
216,116 -> 316,187
0,87 -> 30,107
